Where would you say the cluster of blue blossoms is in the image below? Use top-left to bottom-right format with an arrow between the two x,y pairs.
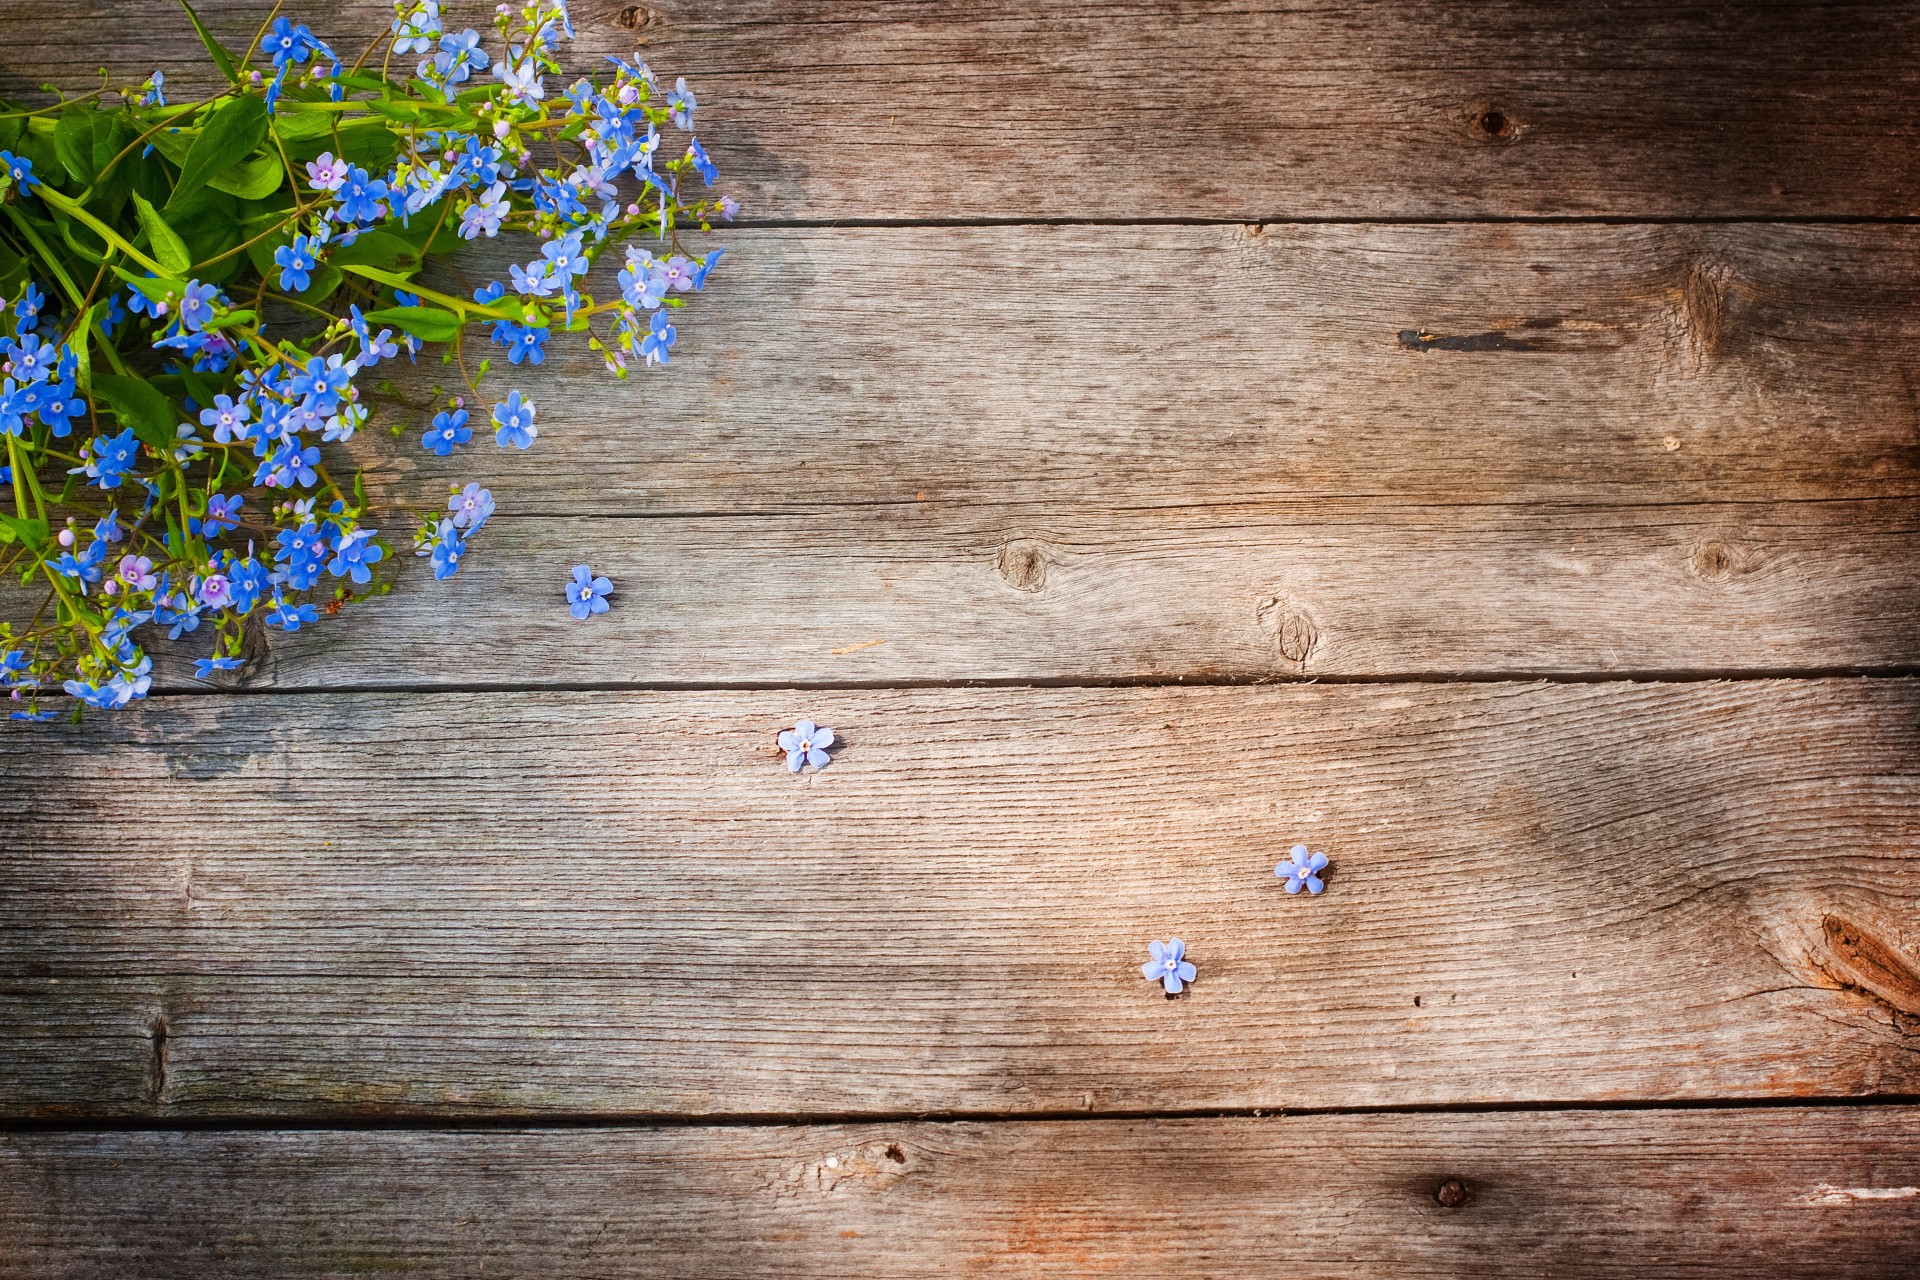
0,0 -> 731,717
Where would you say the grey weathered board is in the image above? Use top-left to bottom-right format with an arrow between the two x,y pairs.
4,0 -> 1919,1272
9,1 -> 1920,218
19,221 -> 1920,688
5,1110 -> 1920,1279
4,681 -> 1916,1118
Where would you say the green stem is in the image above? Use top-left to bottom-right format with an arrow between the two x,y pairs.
35,188 -> 168,276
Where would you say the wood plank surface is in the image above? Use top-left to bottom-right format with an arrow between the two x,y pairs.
5,1109 -> 1920,1278
14,221 -> 1920,686
12,1 -> 1920,219
3,680 -> 1916,1119
175,498 -> 1920,690
344,224 -> 1920,513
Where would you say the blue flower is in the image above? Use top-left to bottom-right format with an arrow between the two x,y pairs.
778,719 -> 834,772
334,166 -> 390,223
140,71 -> 166,107
686,137 -> 718,186
492,391 -> 537,448
274,522 -> 328,590
640,309 -> 675,366
0,151 -> 42,194
1276,844 -> 1329,895
666,76 -> 695,129
273,236 -> 318,292
176,280 -> 220,332
448,482 -> 494,530
495,321 -> 549,365
1141,938 -> 1196,994
83,428 -> 140,488
199,393 -> 252,442
0,649 -> 29,684
689,247 -> 724,290
8,334 -> 55,382
422,408 -> 471,455
195,493 -> 243,537
264,17 -> 318,69
15,283 -> 43,326
474,280 -> 507,305
420,519 -> 466,579
566,563 -> 612,619
193,654 -> 244,680
327,529 -> 385,584
266,593 -> 320,631
391,0 -> 441,55
255,439 -> 320,489
34,380 -> 85,437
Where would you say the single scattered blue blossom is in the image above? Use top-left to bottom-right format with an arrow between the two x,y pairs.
566,563 -> 613,619
1276,844 -> 1329,895
1142,938 -> 1196,994
193,654 -> 245,680
778,719 -> 835,773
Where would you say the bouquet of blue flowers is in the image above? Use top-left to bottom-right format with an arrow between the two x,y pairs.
0,0 -> 732,716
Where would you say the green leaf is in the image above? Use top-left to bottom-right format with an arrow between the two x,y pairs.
114,269 -> 187,302
271,111 -> 336,142
93,373 -> 179,451
362,305 -> 464,343
207,150 -> 284,200
168,94 -> 267,210
328,230 -> 421,275
201,308 -> 255,332
0,511 -> 49,550
54,107 -> 97,184
132,192 -> 192,276
177,0 -> 241,85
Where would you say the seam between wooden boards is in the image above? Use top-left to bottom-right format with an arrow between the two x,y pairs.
9,1094 -> 1920,1135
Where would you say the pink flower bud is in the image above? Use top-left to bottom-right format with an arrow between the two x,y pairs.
56,528 -> 74,547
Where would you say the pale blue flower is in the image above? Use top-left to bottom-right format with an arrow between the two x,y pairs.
778,719 -> 834,772
1142,938 -> 1196,994
1276,844 -> 1329,895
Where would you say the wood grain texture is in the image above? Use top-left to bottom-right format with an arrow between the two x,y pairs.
2,681 -> 1916,1119
14,223 -> 1920,687
6,1109 -> 1920,1278
11,1 -> 1920,218
167,498 -> 1920,689
339,224 -> 1920,513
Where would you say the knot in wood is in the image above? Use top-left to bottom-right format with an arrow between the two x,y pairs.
1435,1178 -> 1472,1208
1688,540 -> 1747,582
1470,106 -> 1519,142
995,538 -> 1052,593
617,4 -> 662,32
1256,592 -> 1319,664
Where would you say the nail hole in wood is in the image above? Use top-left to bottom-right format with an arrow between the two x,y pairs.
1436,1179 -> 1472,1207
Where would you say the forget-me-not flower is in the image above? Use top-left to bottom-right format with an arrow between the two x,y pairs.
1142,938 -> 1196,994
492,390 -> 537,449
1276,844 -> 1329,895
422,408 -> 471,455
778,719 -> 835,773
565,563 -> 612,619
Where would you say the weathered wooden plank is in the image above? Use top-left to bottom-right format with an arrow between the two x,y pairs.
5,1109 -> 1920,1278
9,223 -> 1915,686
14,1 -> 1920,218
166,498 -> 1920,690
2,681 -> 1915,1118
329,223 -> 1920,514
